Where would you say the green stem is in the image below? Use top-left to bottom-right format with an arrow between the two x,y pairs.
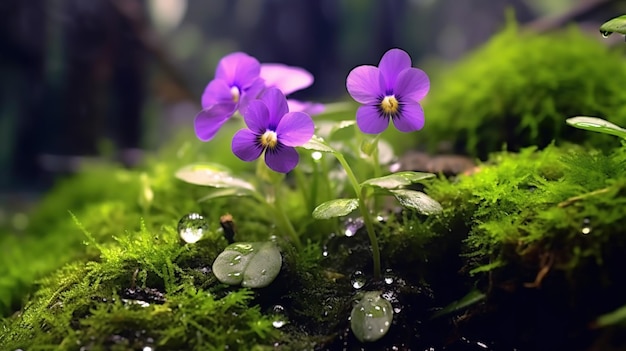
249,185 -> 301,250
272,181 -> 303,251
292,167 -> 312,213
370,135 -> 382,210
333,152 -> 382,279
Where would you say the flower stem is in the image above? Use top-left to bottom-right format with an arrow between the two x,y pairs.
249,178 -> 302,251
272,181 -> 303,251
333,152 -> 382,279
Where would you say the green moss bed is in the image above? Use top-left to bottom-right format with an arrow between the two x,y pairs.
3,26 -> 626,351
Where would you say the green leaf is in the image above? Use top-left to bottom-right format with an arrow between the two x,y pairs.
600,15 -> 626,36
212,242 -> 282,288
432,289 -> 486,319
566,116 -> 626,139
312,198 -> 359,219
333,120 -> 357,133
350,291 -> 394,343
299,135 -> 336,153
595,303 -> 626,327
197,188 -> 253,202
315,120 -> 356,139
175,163 -> 256,191
360,136 -> 378,156
390,189 -> 443,215
361,172 -> 436,190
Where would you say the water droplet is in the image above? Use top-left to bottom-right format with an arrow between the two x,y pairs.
229,255 -> 242,266
178,213 -> 209,243
383,269 -> 395,284
581,217 -> 592,235
322,245 -> 329,257
476,341 -> 489,349
271,305 -> 288,328
322,304 -> 333,317
351,270 -> 366,289
601,30 -> 612,38
311,151 -> 323,161
142,347 -> 153,351
121,299 -> 150,308
344,218 -> 364,237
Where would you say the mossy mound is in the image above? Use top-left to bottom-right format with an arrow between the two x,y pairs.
423,24 -> 626,158
2,129 -> 626,349
425,143 -> 626,349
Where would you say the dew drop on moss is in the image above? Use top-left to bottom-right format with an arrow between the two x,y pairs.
581,218 -> 592,235
351,270 -> 366,289
177,213 -> 209,243
344,218 -> 364,237
383,269 -> 395,285
271,304 -> 288,328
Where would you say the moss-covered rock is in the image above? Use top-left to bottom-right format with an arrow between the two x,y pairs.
423,24 -> 626,158
3,129 -> 626,349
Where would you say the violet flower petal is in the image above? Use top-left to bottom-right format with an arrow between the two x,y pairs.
356,105 -> 389,134
201,79 -> 233,108
346,65 -> 384,104
239,78 -> 266,114
275,112 -> 314,147
394,68 -> 430,102
215,52 -> 260,89
392,103 -> 425,132
243,100 -> 270,134
194,102 -> 238,141
260,64 -> 314,95
287,99 -> 325,115
265,147 -> 299,173
232,129 -> 264,161
259,88 -> 289,128
378,48 -> 412,92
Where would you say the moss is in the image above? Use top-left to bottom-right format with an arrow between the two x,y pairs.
3,123 -> 626,349
423,23 -> 626,158
425,143 -> 626,348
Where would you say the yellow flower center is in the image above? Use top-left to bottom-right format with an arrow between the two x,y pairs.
380,95 -> 399,115
230,86 -> 240,103
260,130 -> 278,149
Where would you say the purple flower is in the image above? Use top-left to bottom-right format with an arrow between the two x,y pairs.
261,63 -> 324,115
232,88 -> 314,173
195,53 -> 321,142
346,48 -> 430,134
195,52 -> 265,141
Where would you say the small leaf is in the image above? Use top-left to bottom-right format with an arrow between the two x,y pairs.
362,172 -> 436,190
595,303 -> 626,327
315,120 -> 356,139
600,15 -> 626,36
212,242 -> 282,288
390,189 -> 443,215
350,291 -> 394,343
198,188 -> 253,202
566,116 -> 626,139
333,120 -> 357,134
432,289 -> 486,319
360,137 -> 378,156
175,163 -> 256,191
299,135 -> 336,153
312,198 -> 359,219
